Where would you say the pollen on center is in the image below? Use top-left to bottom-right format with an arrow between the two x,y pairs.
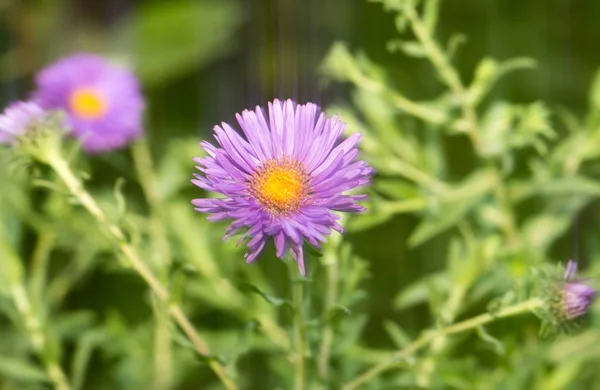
249,157 -> 309,215
69,87 -> 108,120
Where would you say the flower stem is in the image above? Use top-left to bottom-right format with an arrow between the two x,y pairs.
46,153 -> 238,390
11,284 -> 71,390
317,233 -> 343,382
131,139 -> 172,270
341,298 -> 544,390
317,263 -> 337,381
291,271 -> 307,390
402,2 -> 521,246
402,1 -> 481,151
132,139 -> 173,390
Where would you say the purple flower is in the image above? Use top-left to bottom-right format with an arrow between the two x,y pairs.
562,260 -> 596,319
192,99 -> 373,275
33,53 -> 144,153
0,101 -> 45,144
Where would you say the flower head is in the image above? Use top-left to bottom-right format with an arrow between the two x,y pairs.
33,53 -> 144,153
537,260 -> 596,337
0,101 -> 46,144
562,260 -> 596,319
192,99 -> 373,275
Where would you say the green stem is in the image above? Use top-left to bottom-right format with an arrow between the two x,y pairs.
132,139 -> 173,390
46,153 -> 238,390
28,229 -> 56,306
348,66 -> 447,125
341,298 -> 544,390
387,159 -> 449,195
291,272 -> 307,390
402,3 -> 520,246
492,169 -> 520,246
402,2 -> 481,150
131,139 -> 171,270
317,240 -> 341,381
11,284 -> 71,390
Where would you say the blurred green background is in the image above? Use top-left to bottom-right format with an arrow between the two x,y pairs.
3,0 -> 600,389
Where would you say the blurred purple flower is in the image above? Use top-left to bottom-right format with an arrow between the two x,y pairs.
192,99 -> 373,275
0,101 -> 45,144
33,53 -> 144,153
562,260 -> 596,319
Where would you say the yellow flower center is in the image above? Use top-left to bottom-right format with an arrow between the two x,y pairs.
69,87 -> 108,119
249,158 -> 310,215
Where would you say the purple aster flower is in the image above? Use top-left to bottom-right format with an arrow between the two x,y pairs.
192,99 -> 373,275
33,53 -> 144,153
0,101 -> 45,144
562,260 -> 596,319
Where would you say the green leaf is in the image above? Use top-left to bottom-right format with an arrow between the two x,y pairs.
346,209 -> 395,232
510,102 -> 555,154
479,102 -> 513,157
446,33 -> 467,59
587,67 -> 600,126
467,57 -> 536,107
305,243 -> 324,258
383,320 -> 411,348
375,179 -> 422,200
408,170 -> 497,246
0,355 -> 49,383
387,39 -> 427,58
125,0 -> 242,86
52,311 -> 96,339
476,326 -> 505,356
243,283 -> 288,308
393,272 -> 449,310
423,0 -> 440,33
322,43 -> 447,125
113,177 -> 127,223
535,176 -> 600,197
522,197 -> 590,252
71,330 -> 107,390
334,314 -> 368,354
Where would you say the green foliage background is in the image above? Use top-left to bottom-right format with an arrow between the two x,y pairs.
2,0 -> 600,389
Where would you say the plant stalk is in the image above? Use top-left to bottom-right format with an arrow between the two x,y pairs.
291,273 -> 307,390
11,284 -> 71,390
132,139 -> 174,390
46,154 -> 238,390
341,298 -> 544,390
317,251 -> 339,381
